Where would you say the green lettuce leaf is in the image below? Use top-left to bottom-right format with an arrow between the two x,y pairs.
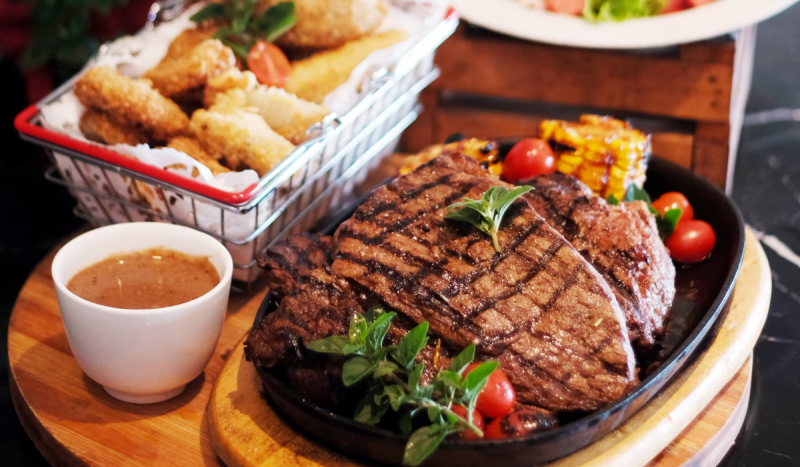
584,0 -> 667,22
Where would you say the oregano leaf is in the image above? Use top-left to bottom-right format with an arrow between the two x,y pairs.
448,343 -> 476,374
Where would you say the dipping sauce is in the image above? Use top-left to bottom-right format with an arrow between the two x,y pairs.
66,247 -> 220,309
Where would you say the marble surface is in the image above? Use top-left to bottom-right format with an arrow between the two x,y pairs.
3,4 -> 800,465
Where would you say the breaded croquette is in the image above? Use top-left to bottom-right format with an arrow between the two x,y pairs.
79,108 -> 149,146
203,68 -> 258,108
143,39 -> 236,99
74,66 -> 189,142
256,0 -> 388,49
284,30 -> 407,103
167,136 -> 230,176
210,85 -> 329,144
190,109 -> 295,177
162,26 -> 219,62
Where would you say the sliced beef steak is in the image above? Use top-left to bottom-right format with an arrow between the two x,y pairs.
521,173 -> 676,350
245,233 -> 452,397
332,153 -> 636,412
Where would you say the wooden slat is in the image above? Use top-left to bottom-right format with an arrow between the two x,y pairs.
433,25 -> 734,122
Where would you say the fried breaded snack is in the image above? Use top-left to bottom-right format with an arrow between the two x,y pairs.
256,0 -> 388,49
190,109 -> 296,176
79,108 -> 149,146
203,68 -> 258,108
284,30 -> 407,103
143,39 -> 236,99
210,84 -> 329,144
74,66 -> 189,142
167,136 -> 230,176
162,26 -> 219,62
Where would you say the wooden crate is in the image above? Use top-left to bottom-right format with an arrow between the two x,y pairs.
403,23 -> 757,192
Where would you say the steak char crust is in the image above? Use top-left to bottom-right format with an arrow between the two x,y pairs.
332,153 -> 636,412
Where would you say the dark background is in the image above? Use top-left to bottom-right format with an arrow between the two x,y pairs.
2,3 -> 800,466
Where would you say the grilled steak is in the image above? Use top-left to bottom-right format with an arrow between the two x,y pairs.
245,233 -> 452,400
332,153 -> 636,412
521,173 -> 676,350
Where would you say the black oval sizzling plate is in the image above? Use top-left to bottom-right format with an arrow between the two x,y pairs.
252,147 -> 745,467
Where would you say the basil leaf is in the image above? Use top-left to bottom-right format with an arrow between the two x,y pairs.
404,425 -> 449,467
393,322 -> 430,369
657,208 -> 682,241
444,207 -> 485,231
342,356 -> 377,386
354,391 -> 389,425
448,343 -> 476,374
343,343 -> 364,356
349,314 -> 368,344
366,312 -> 396,352
607,194 -> 620,205
190,3 -> 227,22
253,1 -> 297,42
427,406 -> 442,423
440,370 -> 465,392
623,184 -> 652,204
216,36 -> 251,60
399,411 -> 413,435
464,361 -> 498,393
373,361 -> 399,379
494,185 -> 532,225
373,345 -> 395,362
305,335 -> 349,354
385,384 -> 405,411
408,363 -> 425,391
364,306 -> 385,324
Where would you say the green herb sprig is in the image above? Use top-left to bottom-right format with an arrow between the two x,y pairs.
307,307 -> 498,466
607,185 -> 681,241
584,0 -> 667,23
444,186 -> 533,253
190,0 -> 296,59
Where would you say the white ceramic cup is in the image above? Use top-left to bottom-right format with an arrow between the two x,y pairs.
52,222 -> 233,404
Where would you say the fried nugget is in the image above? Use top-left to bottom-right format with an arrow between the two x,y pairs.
256,0 -> 387,49
143,39 -> 236,99
203,68 -> 258,107
284,30 -> 407,103
190,109 -> 295,176
167,136 -> 230,176
79,108 -> 149,146
210,85 -> 329,144
162,26 -> 220,62
74,66 -> 189,142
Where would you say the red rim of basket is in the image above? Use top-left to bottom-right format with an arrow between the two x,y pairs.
13,9 -> 458,207
14,105 -> 261,205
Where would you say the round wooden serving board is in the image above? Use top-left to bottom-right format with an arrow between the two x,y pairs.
209,228 -> 770,467
8,228 -> 770,467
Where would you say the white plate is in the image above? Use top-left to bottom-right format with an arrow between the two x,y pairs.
450,0 -> 800,49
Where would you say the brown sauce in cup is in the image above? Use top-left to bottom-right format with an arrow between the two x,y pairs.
66,247 -> 220,309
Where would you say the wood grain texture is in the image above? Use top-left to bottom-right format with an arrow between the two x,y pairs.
433,25 -> 734,122
9,229 -> 769,467
208,229 -> 769,467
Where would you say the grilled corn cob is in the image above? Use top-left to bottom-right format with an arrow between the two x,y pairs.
399,139 -> 501,175
540,115 -> 651,200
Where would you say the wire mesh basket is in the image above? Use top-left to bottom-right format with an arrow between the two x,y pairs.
16,11 -> 458,286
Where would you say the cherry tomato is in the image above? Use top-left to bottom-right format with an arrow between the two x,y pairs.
651,192 -> 694,223
451,404 -> 485,440
660,0 -> 688,13
485,410 -> 559,440
544,0 -> 585,15
665,220 -> 716,263
686,0 -> 716,7
247,40 -> 291,87
502,138 -> 556,184
464,363 -> 516,419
